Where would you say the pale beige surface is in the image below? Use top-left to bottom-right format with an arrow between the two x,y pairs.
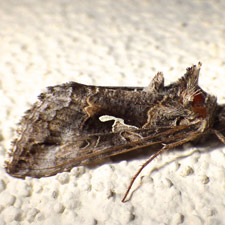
0,0 -> 225,224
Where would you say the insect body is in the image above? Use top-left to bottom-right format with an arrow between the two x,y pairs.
6,63 -> 225,202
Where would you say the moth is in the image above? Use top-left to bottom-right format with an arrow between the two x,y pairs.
6,63 -> 225,202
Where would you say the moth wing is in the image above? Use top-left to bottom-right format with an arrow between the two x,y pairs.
6,123 -> 199,178
6,82 -> 151,178
6,81 -> 201,178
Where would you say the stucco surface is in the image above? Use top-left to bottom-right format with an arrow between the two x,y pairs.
0,0 -> 225,224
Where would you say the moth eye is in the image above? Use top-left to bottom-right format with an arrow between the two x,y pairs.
191,93 -> 207,118
192,93 -> 204,105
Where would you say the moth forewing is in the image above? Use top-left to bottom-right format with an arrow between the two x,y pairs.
6,124 -> 196,178
6,63 -> 225,202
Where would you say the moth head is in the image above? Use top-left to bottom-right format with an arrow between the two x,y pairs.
178,63 -> 217,127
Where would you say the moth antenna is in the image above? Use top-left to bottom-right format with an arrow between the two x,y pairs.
122,127 -> 203,202
121,147 -> 166,202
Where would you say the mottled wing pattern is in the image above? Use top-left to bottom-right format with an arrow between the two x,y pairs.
6,81 -> 198,178
6,82 -> 155,177
6,63 -> 225,181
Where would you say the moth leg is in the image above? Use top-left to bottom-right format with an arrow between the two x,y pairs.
121,131 -> 202,202
213,129 -> 225,144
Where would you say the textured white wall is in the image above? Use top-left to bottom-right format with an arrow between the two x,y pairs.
0,0 -> 225,224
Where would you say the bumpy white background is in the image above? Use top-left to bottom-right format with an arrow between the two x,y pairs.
0,0 -> 225,224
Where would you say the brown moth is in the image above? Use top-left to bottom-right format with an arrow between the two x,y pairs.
6,63 -> 225,202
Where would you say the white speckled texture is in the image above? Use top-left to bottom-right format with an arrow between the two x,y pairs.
0,0 -> 225,224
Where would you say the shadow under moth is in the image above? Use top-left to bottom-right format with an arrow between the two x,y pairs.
6,63 -> 225,202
